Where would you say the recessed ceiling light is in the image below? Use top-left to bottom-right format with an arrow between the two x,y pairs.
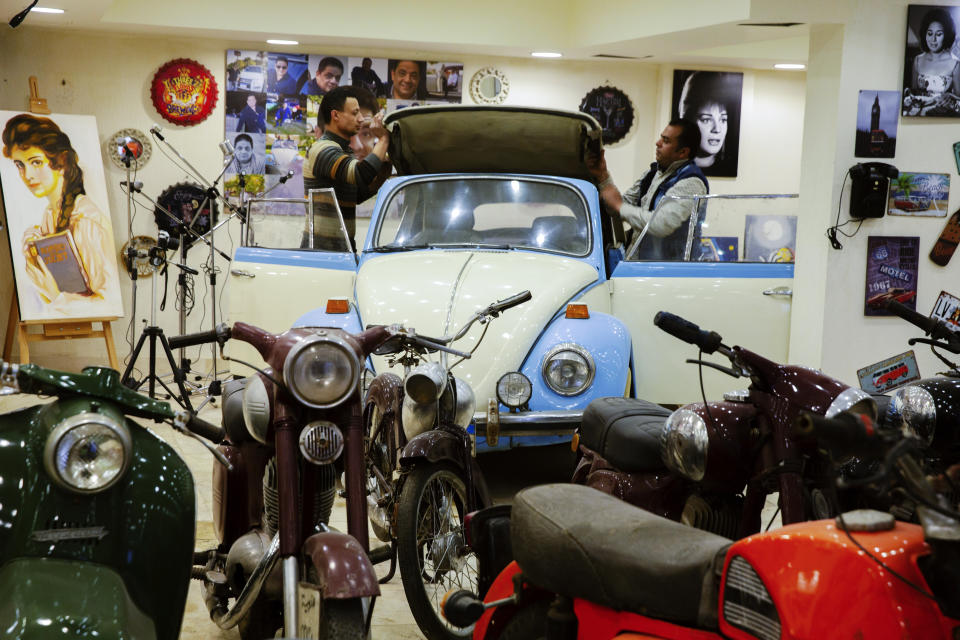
31,7 -> 65,13
267,39 -> 298,45
774,63 -> 806,70
531,51 -> 562,58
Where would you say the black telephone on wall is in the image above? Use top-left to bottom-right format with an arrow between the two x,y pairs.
849,162 -> 898,219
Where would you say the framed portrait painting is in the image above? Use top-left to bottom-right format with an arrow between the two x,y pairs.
0,111 -> 124,321
902,4 -> 960,117
671,70 -> 743,177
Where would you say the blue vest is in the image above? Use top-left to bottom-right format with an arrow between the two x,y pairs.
634,160 -> 708,260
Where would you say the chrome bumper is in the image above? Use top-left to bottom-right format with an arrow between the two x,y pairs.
471,409 -> 582,437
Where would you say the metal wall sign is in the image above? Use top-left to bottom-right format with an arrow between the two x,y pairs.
857,350 -> 922,394
931,290 -> 960,332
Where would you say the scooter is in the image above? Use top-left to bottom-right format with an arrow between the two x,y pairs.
190,321 -> 394,639
571,310 -> 878,539
0,358 -> 225,639
446,410 -> 960,639
364,290 -> 531,640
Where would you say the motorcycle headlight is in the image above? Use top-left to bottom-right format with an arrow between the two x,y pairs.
283,333 -> 360,409
43,412 -> 132,494
541,343 -> 595,397
497,372 -> 532,409
661,408 -> 708,482
889,385 -> 936,446
825,388 -> 877,420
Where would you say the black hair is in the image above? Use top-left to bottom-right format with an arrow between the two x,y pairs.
668,118 -> 701,158
679,71 -> 737,118
919,7 -> 956,53
320,86 -> 360,124
275,56 -> 289,65
316,56 -> 344,74
234,133 -> 253,147
354,86 -> 379,114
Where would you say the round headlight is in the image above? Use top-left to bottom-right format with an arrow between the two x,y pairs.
43,412 -> 132,494
661,408 -> 708,482
283,334 -> 360,409
497,372 -> 532,409
541,343 -> 595,397
890,385 -> 936,446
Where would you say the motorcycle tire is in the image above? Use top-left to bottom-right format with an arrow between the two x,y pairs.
319,599 -> 365,640
237,597 -> 282,640
397,463 -> 478,640
499,599 -> 549,640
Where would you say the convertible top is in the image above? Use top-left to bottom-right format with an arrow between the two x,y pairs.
384,105 -> 603,181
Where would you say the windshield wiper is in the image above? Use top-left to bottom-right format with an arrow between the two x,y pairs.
365,243 -> 430,253
434,243 -> 514,250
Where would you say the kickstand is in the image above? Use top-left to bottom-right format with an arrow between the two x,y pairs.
378,540 -> 398,584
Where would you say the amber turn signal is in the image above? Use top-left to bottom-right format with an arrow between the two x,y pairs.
326,299 -> 350,314
565,304 -> 589,319
570,432 -> 580,452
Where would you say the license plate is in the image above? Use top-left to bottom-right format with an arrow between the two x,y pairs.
297,582 -> 322,639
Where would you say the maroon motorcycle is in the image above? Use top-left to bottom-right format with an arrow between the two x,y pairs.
186,321 -> 396,639
571,311 -> 879,538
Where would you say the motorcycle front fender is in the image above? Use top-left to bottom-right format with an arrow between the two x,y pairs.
302,531 -> 380,599
400,429 -> 492,507
0,557 -> 156,639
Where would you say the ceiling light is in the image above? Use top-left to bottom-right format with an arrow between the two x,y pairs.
774,63 -> 805,70
267,39 -> 298,45
31,7 -> 65,13
531,51 -> 562,58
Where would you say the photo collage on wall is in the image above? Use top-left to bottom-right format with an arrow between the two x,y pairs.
224,50 -> 463,203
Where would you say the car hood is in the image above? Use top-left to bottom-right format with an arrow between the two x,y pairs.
384,105 -> 602,181
356,250 -> 599,403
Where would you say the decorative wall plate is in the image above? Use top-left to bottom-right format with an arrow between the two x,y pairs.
155,182 -> 219,250
579,85 -> 635,145
120,235 -> 157,277
105,128 -> 152,170
151,58 -> 219,126
469,67 -> 510,105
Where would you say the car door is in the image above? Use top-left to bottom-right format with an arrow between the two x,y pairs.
228,189 -> 356,368
609,195 -> 795,405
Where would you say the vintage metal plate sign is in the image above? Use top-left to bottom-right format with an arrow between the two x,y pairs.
857,350 -> 922,394
151,58 -> 218,126
931,290 -> 960,333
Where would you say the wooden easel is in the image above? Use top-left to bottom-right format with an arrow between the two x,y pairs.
0,77 -> 120,370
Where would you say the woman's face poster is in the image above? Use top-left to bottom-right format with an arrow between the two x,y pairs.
0,111 -> 124,321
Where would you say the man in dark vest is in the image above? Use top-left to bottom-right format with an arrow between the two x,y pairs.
589,118 -> 708,260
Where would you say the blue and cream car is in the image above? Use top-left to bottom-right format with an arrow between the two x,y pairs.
228,106 -> 795,450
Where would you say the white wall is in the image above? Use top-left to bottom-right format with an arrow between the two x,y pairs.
0,26 -> 806,371
791,0 -> 960,386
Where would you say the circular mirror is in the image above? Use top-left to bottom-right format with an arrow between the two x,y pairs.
470,67 -> 509,105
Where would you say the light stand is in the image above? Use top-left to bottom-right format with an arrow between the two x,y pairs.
121,146 -> 139,355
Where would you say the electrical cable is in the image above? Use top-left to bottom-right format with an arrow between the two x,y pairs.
764,506 -> 781,532
826,171 -> 866,249
220,353 -> 284,389
698,349 -> 717,426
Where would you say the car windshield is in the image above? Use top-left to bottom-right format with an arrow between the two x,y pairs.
371,177 -> 591,256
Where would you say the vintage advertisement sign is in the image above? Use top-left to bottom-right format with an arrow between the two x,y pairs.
931,290 -> 960,333
888,172 -> 950,216
864,236 -> 919,316
857,350 -> 922,393
151,58 -> 219,126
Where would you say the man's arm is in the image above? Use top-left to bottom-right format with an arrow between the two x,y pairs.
635,177 -> 707,238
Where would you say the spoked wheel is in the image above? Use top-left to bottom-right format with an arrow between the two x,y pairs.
397,464 -> 479,640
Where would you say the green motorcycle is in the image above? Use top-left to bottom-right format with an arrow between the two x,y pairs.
0,359 -> 225,639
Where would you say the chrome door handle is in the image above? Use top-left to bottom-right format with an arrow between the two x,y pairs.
230,269 -> 256,278
762,286 -> 792,297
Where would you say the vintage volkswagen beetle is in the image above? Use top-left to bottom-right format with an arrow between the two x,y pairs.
228,105 -> 794,450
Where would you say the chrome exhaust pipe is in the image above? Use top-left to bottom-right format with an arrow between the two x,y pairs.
206,533 -> 281,629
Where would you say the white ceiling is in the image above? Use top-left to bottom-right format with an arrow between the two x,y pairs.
2,0 -> 851,69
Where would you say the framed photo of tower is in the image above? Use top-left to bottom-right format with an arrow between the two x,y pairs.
854,90 -> 899,158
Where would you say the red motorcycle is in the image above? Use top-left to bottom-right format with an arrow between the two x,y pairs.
445,411 -> 960,639
187,321 -> 395,639
571,311 -> 878,538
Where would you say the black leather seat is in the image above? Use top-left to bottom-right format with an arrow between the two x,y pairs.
579,397 -> 671,472
512,483 -> 730,628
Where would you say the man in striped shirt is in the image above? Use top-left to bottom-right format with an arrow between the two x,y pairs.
303,86 -> 390,250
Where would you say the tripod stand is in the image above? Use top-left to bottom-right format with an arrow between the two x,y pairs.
120,239 -> 195,411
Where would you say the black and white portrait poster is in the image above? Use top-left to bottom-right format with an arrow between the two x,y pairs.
902,4 -> 960,117
671,70 -> 743,178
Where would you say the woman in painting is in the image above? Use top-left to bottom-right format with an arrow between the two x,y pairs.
677,71 -> 739,176
2,113 -> 118,307
904,7 -> 960,116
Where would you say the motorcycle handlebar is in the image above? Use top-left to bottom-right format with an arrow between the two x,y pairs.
167,323 -> 232,350
795,411 -> 882,459
181,412 -> 226,444
486,290 -> 532,316
653,311 -> 723,354
886,301 -> 960,352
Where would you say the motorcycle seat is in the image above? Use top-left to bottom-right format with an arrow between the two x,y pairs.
512,483 -> 730,629
579,397 -> 671,472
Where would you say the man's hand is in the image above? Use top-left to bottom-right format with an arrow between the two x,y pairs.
586,149 -> 609,182
369,109 -> 388,138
